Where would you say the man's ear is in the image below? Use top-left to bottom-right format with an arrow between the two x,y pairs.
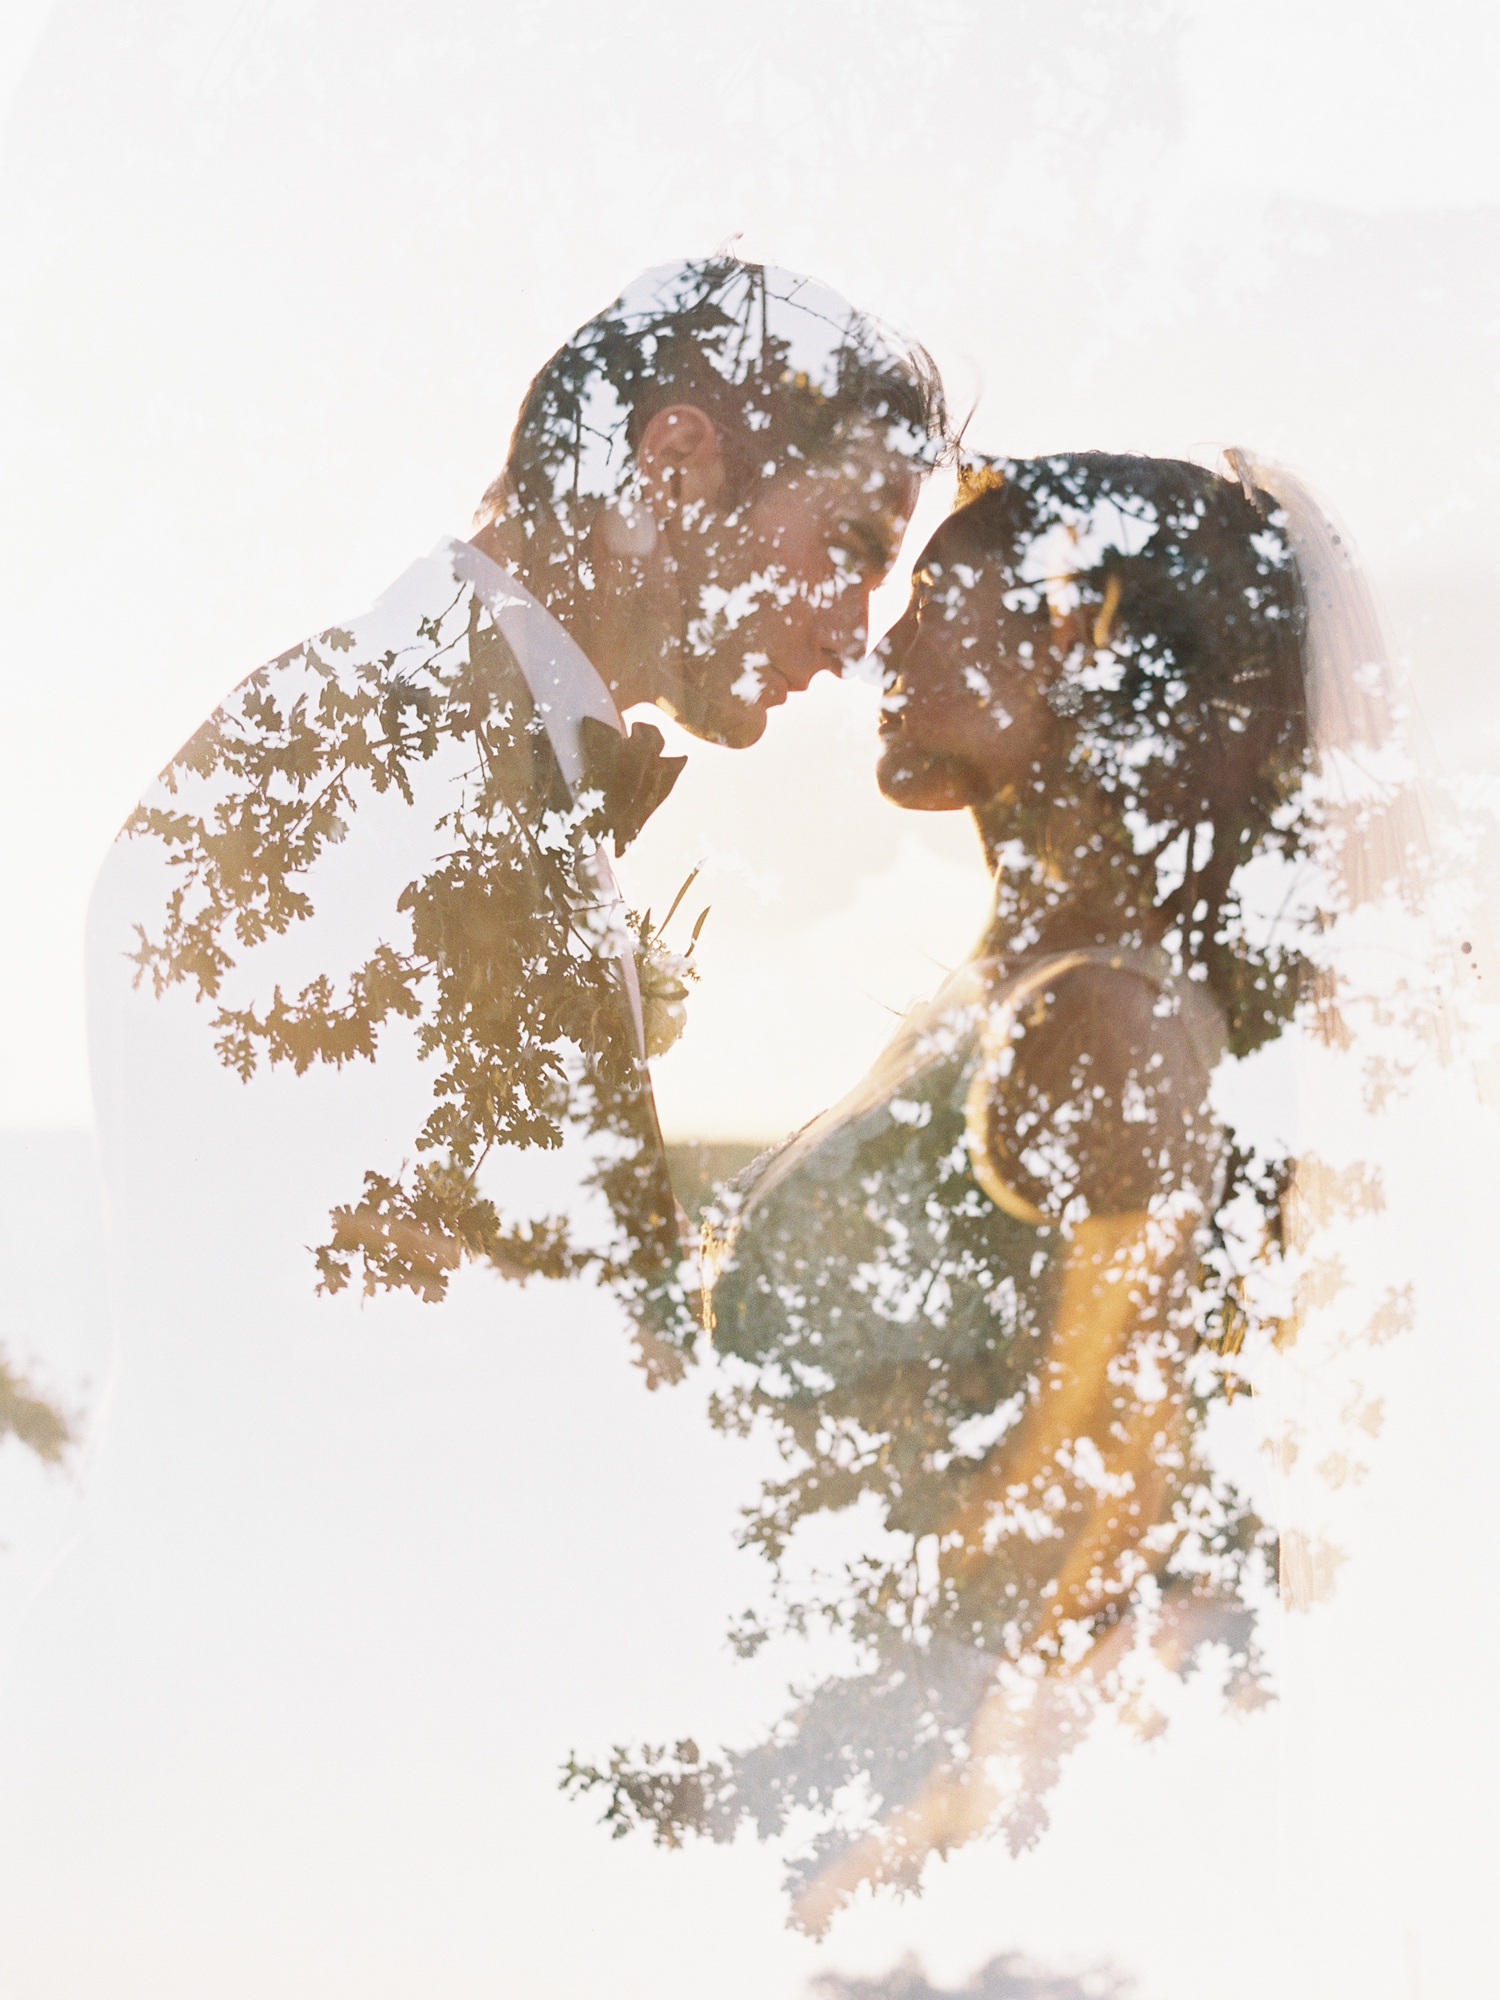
636,404 -> 727,511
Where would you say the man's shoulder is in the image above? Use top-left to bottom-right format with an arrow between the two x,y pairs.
94,547 -> 554,996
140,549 -> 539,813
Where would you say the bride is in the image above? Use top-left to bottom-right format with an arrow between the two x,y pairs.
566,448 -> 1425,1932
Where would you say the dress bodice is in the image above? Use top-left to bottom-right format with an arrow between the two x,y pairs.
710,946 -> 1226,1428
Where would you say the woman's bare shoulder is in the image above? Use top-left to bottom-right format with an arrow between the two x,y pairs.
971,957 -> 1223,1222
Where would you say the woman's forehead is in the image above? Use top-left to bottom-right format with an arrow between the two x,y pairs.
927,484 -> 1164,575
917,521 -> 1015,595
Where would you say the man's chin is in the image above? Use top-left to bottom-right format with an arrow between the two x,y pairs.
671,700 -> 768,750
660,682 -> 772,749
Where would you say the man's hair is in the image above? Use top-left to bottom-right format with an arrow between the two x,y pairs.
479,256 -> 948,530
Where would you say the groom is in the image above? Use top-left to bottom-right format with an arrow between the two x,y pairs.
90,256 -> 945,1339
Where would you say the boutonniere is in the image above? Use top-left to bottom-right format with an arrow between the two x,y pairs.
578,714 -> 688,854
631,869 -> 710,1058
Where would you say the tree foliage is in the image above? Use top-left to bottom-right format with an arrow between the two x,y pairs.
125,576 -> 689,1344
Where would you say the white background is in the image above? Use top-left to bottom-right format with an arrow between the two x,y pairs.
1,7 -> 1498,1999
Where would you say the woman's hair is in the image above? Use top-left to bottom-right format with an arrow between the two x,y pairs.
481,256 -> 948,532
947,452 -> 1313,1056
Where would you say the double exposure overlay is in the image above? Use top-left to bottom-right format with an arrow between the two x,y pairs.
560,450 -> 1464,1925
68,241 -> 1494,1998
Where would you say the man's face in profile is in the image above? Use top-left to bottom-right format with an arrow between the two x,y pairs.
671,436 -> 919,749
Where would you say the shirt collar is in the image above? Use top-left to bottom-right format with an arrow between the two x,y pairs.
434,538 -> 647,1057
436,535 -> 623,794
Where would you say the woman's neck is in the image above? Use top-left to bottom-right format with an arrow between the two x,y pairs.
970,796 -> 1165,965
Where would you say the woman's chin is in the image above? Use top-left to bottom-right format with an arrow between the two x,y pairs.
876,741 -> 975,811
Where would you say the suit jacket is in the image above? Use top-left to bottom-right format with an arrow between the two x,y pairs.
89,539 -> 682,1322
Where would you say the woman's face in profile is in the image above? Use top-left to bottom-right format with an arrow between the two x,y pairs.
876,520 -> 1055,811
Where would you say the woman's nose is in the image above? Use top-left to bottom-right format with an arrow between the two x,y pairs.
875,610 -> 917,682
